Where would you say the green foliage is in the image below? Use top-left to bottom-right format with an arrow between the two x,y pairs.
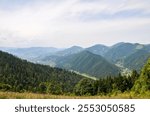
95,74 -> 136,95
1,49 -> 150,97
0,50 -> 84,94
74,78 -> 97,96
47,82 -> 63,95
97,77 -> 113,95
38,82 -> 48,93
74,72 -> 139,96
57,51 -> 120,78
0,83 -> 12,91
132,58 -> 150,93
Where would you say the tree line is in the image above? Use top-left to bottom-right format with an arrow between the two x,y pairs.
0,50 -> 150,96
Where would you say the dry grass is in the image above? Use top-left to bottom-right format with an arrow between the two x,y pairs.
0,91 -> 150,99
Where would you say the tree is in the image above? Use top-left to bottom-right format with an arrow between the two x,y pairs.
0,83 -> 12,91
38,82 -> 47,93
74,78 -> 96,96
47,82 -> 63,95
132,58 -> 150,93
127,70 -> 139,90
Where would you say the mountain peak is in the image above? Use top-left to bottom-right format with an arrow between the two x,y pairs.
86,44 -> 109,56
70,46 -> 83,49
111,42 -> 128,48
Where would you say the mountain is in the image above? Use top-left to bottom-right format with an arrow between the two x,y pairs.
37,46 -> 84,66
1,42 -> 150,76
86,44 -> 109,56
56,51 -> 120,77
0,50 -> 84,94
104,43 -> 139,62
0,47 -> 60,62
53,46 -> 84,56
110,42 -> 125,48
124,49 -> 150,72
143,44 -> 150,51
103,42 -> 150,72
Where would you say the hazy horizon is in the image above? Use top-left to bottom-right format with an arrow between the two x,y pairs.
0,41 -> 149,49
0,0 -> 150,48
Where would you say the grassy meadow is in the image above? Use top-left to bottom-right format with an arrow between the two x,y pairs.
0,91 -> 150,99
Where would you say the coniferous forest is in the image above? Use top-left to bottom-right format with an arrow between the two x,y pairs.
0,51 -> 84,94
0,0 -> 149,99
0,49 -> 150,98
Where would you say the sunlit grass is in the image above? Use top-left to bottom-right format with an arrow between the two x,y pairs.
0,91 -> 150,99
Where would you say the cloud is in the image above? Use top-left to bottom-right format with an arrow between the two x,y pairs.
0,0 -> 150,47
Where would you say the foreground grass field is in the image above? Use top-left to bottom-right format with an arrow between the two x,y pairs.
0,91 -> 150,99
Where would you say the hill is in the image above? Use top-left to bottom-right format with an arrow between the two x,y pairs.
53,46 -> 84,56
124,49 -> 150,72
56,51 -> 120,77
37,46 -> 84,66
0,50 -> 85,94
2,42 -> 150,76
86,44 -> 109,56
104,42 -> 139,62
0,47 -> 60,62
132,58 -> 150,93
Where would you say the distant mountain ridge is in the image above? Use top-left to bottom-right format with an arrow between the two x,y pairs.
54,46 -> 83,56
104,42 -> 139,62
0,47 -> 61,61
86,44 -> 109,56
124,49 -> 150,72
1,42 -> 150,77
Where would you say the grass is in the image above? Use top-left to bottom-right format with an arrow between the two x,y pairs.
0,91 -> 150,99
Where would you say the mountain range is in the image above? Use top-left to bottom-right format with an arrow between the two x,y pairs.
56,51 -> 119,77
0,50 -> 84,93
1,42 -> 150,78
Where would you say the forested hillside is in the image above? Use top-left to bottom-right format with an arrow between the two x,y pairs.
124,49 -> 150,71
104,43 -> 137,62
86,44 -> 109,56
0,50 -> 150,97
56,51 -> 120,77
132,58 -> 150,93
74,58 -> 150,96
1,42 -> 150,76
0,50 -> 84,94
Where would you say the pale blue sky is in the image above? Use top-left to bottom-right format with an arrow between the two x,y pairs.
0,0 -> 150,47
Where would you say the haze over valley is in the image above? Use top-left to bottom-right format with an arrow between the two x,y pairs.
1,42 -> 150,78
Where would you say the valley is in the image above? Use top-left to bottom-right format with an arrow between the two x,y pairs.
0,42 -> 150,98
1,42 -> 150,78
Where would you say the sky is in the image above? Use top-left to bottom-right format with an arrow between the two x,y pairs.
0,0 -> 150,48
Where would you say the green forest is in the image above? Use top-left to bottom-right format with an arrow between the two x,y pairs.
0,50 -> 150,98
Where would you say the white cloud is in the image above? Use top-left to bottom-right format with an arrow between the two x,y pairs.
0,0 -> 150,47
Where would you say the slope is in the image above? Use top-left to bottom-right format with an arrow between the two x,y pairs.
56,51 -> 120,78
132,58 -> 150,93
104,43 -> 142,62
86,44 -> 109,56
0,47 -> 60,61
39,46 -> 84,66
0,50 -> 84,94
53,46 -> 84,56
124,49 -> 150,72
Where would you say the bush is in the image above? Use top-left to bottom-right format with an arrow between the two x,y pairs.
74,78 -> 96,96
0,83 -> 12,91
